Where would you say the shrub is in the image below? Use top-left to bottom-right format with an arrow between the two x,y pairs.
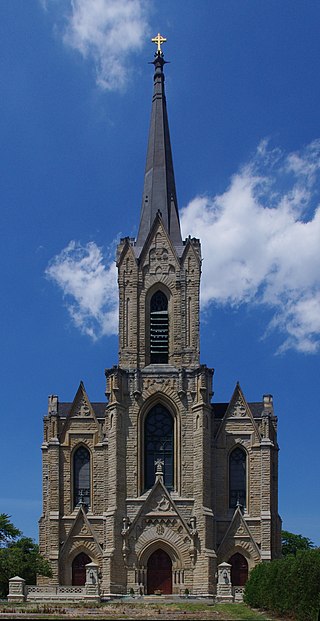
244,550 -> 320,621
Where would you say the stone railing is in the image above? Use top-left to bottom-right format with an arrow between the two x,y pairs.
8,576 -> 100,603
8,563 -> 101,603
26,585 -> 86,599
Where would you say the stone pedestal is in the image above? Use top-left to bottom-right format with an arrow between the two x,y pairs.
216,562 -> 233,602
85,562 -> 100,601
8,576 -> 26,602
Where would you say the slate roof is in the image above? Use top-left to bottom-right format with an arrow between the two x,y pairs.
211,403 -> 229,419
58,402 -> 107,418
212,401 -> 264,419
248,402 -> 265,418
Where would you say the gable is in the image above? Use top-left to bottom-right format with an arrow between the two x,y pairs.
217,507 -> 261,563
60,382 -> 101,443
127,478 -> 190,534
215,383 -> 261,443
60,507 -> 103,561
138,214 -> 180,277
122,478 -> 198,568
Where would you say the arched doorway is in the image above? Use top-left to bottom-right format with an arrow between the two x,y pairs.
229,553 -> 248,586
72,552 -> 91,585
147,549 -> 172,594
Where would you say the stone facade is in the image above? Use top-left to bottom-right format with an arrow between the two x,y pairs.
38,47 -> 281,596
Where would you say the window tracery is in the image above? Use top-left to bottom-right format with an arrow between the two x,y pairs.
73,446 -> 90,509
144,405 -> 173,490
229,447 -> 246,509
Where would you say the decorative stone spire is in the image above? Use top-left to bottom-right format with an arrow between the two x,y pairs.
136,36 -> 183,254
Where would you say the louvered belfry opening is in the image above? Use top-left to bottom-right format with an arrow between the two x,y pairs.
150,290 -> 168,364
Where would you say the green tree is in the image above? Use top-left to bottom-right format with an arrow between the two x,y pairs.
244,550 -> 320,621
0,517 -> 52,598
282,530 -> 314,556
0,514 -> 21,546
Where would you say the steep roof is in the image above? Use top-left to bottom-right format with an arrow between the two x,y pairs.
136,51 -> 183,255
58,402 -> 106,418
212,401 -> 265,419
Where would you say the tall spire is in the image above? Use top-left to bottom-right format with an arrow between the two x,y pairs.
136,36 -> 183,253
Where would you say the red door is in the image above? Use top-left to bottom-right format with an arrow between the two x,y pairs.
147,549 -> 172,594
229,553 -> 248,586
72,552 -> 91,585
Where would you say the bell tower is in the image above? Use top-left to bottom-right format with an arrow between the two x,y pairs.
105,38 -> 216,594
117,44 -> 201,371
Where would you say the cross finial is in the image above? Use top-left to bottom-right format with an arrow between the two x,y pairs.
155,457 -> 164,475
152,32 -> 167,55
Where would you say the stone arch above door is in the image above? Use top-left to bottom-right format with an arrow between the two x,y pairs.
135,524 -> 192,570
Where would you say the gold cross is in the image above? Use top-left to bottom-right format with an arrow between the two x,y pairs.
151,32 -> 167,54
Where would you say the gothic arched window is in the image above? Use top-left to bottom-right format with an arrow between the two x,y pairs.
73,446 -> 90,509
150,290 -> 168,364
229,447 -> 246,509
144,405 -> 173,491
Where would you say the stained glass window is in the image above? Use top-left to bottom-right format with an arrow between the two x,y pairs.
74,446 -> 90,508
229,447 -> 246,509
145,405 -> 173,490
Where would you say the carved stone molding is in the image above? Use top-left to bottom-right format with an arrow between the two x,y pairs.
231,396 -> 247,417
150,495 -> 172,512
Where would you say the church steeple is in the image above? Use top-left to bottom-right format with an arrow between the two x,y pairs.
136,36 -> 183,254
117,38 -> 201,371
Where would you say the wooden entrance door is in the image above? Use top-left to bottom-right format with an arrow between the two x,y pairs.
147,549 -> 172,594
72,552 -> 91,585
229,553 -> 248,586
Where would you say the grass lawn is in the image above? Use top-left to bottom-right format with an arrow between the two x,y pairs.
0,600 -> 282,619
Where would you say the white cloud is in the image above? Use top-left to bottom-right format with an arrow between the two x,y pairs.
180,139 -> 320,354
46,0 -> 150,90
46,241 -> 118,339
46,140 -> 320,354
285,139 -> 320,183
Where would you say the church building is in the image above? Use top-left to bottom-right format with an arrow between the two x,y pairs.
39,37 -> 281,596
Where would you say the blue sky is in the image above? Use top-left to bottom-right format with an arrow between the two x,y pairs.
1,0 -> 319,545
